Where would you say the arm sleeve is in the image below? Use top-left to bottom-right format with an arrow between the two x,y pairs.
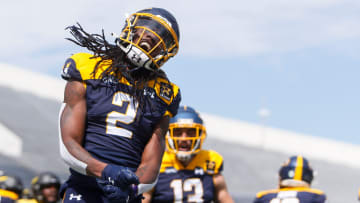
58,103 -> 88,175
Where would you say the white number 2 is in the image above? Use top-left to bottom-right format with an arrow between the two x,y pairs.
170,178 -> 204,203
106,92 -> 138,138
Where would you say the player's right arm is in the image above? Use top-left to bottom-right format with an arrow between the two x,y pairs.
60,80 -> 107,177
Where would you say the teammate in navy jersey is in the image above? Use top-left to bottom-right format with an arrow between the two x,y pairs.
142,106 -> 234,203
254,155 -> 327,203
59,7 -> 181,203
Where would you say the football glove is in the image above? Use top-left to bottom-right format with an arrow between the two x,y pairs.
98,180 -> 130,203
101,164 -> 139,188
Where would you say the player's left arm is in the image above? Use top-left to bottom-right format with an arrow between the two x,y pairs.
135,116 -> 169,191
214,173 -> 235,203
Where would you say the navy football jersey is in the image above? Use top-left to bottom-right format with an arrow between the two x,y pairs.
150,150 -> 224,203
254,187 -> 326,203
61,52 -> 181,170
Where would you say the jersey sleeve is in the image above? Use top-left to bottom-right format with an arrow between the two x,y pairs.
166,88 -> 181,117
61,52 -> 103,82
212,151 -> 224,174
61,53 -> 84,81
197,150 -> 224,175
314,194 -> 326,203
149,78 -> 181,118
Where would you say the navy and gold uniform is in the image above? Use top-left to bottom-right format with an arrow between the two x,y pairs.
150,150 -> 223,203
60,52 -> 181,194
254,187 -> 326,203
254,156 -> 326,203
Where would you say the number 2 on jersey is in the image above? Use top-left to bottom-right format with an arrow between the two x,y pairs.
106,92 -> 138,138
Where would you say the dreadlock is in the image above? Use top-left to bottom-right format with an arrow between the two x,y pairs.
65,23 -> 168,115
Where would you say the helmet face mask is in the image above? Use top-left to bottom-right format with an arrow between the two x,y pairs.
117,8 -> 179,71
166,106 -> 206,162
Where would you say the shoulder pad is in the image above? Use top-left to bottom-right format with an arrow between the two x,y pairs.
159,151 -> 178,173
256,189 -> 279,198
61,52 -> 112,81
0,188 -> 19,200
187,150 -> 224,174
148,78 -> 180,104
148,78 -> 181,117
301,188 -> 325,195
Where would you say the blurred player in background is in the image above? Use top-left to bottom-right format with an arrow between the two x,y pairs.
142,106 -> 234,202
0,174 -> 23,203
254,155 -> 326,203
31,172 -> 61,203
59,7 -> 181,203
16,188 -> 37,203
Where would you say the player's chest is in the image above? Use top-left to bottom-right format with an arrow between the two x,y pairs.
155,170 -> 215,203
85,86 -> 167,120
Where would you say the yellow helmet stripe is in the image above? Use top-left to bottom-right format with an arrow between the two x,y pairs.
294,155 -> 304,181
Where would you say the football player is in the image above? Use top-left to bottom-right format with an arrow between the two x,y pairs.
59,7 -> 181,203
0,175 -> 23,203
142,106 -> 234,203
16,188 -> 38,203
254,155 -> 327,203
30,172 -> 61,203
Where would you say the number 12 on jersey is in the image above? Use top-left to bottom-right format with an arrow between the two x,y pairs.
170,178 -> 204,203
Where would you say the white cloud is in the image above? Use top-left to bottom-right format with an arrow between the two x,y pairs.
0,0 -> 359,58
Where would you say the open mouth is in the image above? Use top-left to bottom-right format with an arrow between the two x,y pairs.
178,144 -> 191,151
139,41 -> 152,52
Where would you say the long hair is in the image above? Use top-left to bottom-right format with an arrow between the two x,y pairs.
65,23 -> 168,114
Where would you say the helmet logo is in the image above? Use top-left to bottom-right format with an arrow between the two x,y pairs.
288,170 -> 295,178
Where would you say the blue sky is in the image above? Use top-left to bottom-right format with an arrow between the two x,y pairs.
1,0 -> 360,143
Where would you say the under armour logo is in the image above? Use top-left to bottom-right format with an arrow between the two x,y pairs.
108,177 -> 115,185
69,193 -> 82,201
131,53 -> 141,63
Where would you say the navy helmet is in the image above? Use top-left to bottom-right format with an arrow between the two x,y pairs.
279,155 -> 314,187
166,106 -> 206,162
117,7 -> 180,71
